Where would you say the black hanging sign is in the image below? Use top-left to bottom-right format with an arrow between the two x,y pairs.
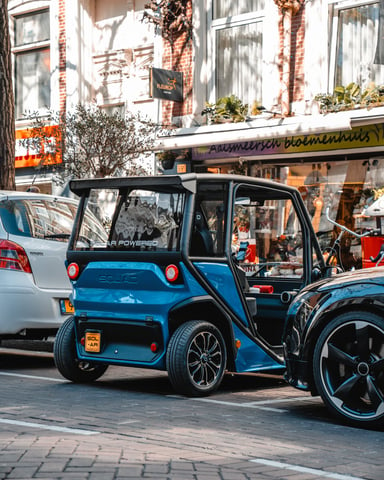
150,68 -> 183,102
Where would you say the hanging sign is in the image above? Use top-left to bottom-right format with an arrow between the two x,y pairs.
150,68 -> 183,102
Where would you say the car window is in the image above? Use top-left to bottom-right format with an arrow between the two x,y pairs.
190,182 -> 228,257
233,187 -> 304,279
0,198 -> 78,241
75,188 -> 184,251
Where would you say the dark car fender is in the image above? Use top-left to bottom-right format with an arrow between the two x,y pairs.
290,280 -> 384,387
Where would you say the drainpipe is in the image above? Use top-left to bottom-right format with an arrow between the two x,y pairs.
274,1 -> 303,117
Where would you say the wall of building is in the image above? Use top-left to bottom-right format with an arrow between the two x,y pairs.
10,0 -> 159,189
161,0 -> 193,128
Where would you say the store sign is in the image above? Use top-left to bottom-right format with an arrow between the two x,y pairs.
15,126 -> 61,168
150,68 -> 183,102
192,123 -> 384,161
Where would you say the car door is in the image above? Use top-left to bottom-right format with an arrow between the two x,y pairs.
231,183 -> 314,349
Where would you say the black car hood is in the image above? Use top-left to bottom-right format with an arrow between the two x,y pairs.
305,266 -> 384,293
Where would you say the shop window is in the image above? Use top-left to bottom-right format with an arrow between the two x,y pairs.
210,0 -> 265,108
253,159 -> 384,272
13,9 -> 51,119
101,104 -> 125,117
330,0 -> 384,89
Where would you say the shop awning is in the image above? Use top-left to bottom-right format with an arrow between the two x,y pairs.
154,107 -> 384,152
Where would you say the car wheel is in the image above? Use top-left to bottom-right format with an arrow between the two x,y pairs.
313,311 -> 384,428
166,320 -> 227,396
54,316 -> 108,383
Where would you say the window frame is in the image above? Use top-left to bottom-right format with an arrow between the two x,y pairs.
207,0 -> 266,105
10,6 -> 52,120
328,0 -> 382,91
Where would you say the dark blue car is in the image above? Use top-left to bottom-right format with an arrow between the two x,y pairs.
283,267 -> 384,428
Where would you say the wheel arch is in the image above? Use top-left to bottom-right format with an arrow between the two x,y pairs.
168,296 -> 237,370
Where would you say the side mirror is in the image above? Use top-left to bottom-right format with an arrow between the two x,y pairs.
311,266 -> 323,282
320,265 -> 342,280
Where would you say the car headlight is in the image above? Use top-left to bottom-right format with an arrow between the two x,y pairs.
285,293 -> 316,355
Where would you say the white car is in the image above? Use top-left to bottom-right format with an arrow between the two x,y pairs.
0,190 -> 106,340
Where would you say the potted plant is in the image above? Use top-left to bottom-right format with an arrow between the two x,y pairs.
315,82 -> 384,113
157,150 -> 177,170
202,95 -> 248,124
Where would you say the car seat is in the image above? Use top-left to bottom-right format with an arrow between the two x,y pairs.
190,211 -> 214,256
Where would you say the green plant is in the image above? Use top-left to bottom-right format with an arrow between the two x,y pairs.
202,95 -> 248,123
157,150 -> 177,170
363,186 -> 384,200
229,159 -> 247,175
315,82 -> 384,113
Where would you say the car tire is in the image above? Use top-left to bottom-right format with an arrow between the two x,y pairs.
313,311 -> 384,428
166,320 -> 227,396
54,316 -> 108,383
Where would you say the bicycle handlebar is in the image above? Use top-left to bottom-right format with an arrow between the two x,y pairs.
370,243 -> 384,264
325,206 -> 380,238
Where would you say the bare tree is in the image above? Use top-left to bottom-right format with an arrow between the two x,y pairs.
0,0 -> 16,190
21,104 -> 160,185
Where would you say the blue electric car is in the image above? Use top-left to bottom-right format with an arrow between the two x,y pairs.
54,173 -> 327,397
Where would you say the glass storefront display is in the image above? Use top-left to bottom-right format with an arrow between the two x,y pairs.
248,157 -> 384,271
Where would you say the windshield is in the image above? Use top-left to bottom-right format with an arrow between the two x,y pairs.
74,188 -> 185,252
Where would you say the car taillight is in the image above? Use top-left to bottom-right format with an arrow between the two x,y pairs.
67,262 -> 80,280
165,264 -> 179,282
0,240 -> 32,273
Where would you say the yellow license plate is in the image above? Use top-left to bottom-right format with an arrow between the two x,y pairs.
61,299 -> 74,314
85,331 -> 101,353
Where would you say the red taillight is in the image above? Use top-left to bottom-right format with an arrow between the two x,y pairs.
0,240 -> 32,273
67,262 -> 80,280
165,264 -> 179,282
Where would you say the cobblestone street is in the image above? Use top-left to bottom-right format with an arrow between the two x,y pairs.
0,345 -> 382,480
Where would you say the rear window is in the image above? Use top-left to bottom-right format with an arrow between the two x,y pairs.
75,188 -> 185,252
0,198 -> 78,240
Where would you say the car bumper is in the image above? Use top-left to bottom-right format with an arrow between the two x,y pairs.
0,272 -> 72,335
283,342 -> 311,391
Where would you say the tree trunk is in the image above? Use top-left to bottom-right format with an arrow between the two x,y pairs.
0,0 -> 16,190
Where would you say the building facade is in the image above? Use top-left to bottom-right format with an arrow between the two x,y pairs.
9,0 -> 158,193
158,0 -> 384,270
7,0 -> 384,268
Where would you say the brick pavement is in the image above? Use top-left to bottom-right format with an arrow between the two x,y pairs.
0,347 -> 383,480
1,427 -> 371,480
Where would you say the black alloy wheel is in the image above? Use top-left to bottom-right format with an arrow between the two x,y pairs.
313,311 -> 384,428
166,320 -> 227,396
54,316 -> 108,383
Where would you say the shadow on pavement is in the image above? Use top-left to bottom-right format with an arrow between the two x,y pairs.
0,340 -> 287,395
69,369 -> 287,398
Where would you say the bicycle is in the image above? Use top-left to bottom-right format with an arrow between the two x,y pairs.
323,205 -> 382,271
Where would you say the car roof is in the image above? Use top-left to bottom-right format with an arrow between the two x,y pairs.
0,191 -> 78,204
69,173 -> 299,196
